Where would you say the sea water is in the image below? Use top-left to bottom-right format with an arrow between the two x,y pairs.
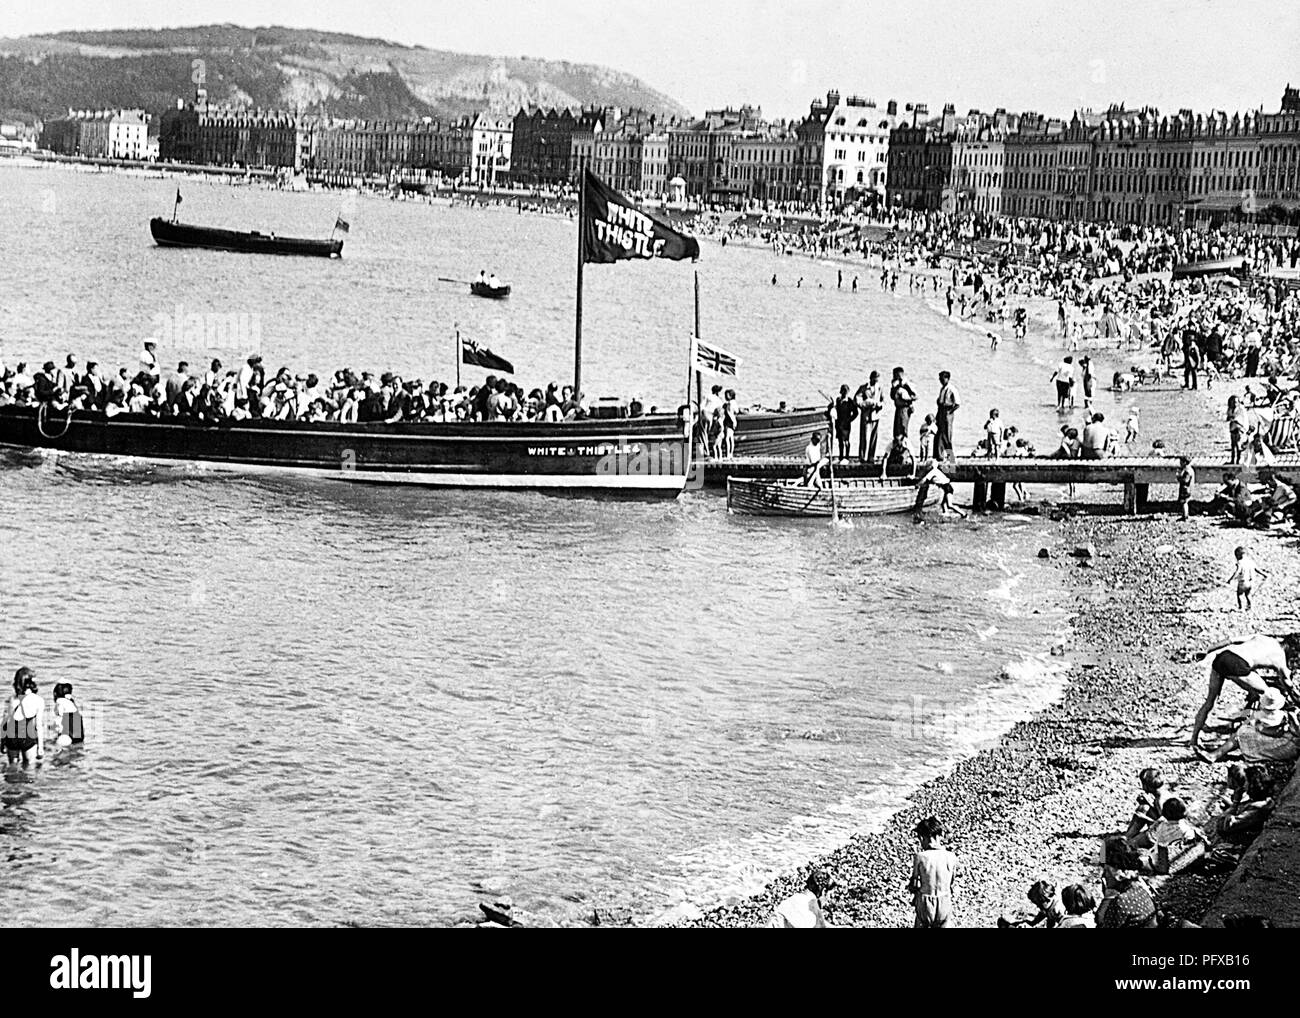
0,165 -> 1164,926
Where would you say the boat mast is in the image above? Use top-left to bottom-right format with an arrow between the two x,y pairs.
573,160 -> 586,400
690,271 -> 702,456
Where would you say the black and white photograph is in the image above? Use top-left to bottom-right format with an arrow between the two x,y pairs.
0,0 -> 1296,993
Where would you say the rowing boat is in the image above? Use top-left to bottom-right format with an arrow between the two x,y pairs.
726,475 -> 935,516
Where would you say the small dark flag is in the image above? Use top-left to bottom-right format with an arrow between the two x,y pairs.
335,216 -> 350,234
175,188 -> 183,205
461,336 -> 513,375
695,339 -> 738,377
582,169 -> 699,265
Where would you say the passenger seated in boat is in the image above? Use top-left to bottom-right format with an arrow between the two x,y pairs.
126,382 -> 150,414
801,432 -> 827,487
488,273 -> 501,288
33,362 -> 63,406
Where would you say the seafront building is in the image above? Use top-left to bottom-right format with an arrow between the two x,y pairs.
820,91 -> 902,206
44,80 -> 1300,221
470,111 -> 513,186
39,108 -> 152,160
899,85 -> 1300,226
159,92 -> 309,170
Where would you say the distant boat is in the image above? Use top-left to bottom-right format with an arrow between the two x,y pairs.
149,217 -> 343,258
727,475 -> 934,517
1171,256 -> 1248,280
470,281 -> 511,299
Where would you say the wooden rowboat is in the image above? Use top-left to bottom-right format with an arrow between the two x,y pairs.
470,281 -> 511,299
727,475 -> 936,517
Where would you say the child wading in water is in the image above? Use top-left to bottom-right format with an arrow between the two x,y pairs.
1226,546 -> 1265,611
50,682 -> 84,747
908,816 -> 958,928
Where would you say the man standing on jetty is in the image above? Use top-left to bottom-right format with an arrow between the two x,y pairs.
935,371 -> 959,461
856,371 -> 885,463
891,367 -> 917,453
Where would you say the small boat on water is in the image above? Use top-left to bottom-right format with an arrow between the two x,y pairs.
727,475 -> 934,517
150,217 -> 344,258
1171,256 -> 1248,281
470,281 -> 511,299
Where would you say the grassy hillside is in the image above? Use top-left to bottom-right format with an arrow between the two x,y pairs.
0,23 -> 691,124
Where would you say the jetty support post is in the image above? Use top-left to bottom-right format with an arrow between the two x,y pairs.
1136,482 -> 1150,512
1123,475 -> 1138,516
972,480 -> 988,510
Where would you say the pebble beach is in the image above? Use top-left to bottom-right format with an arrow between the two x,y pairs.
680,383 -> 1299,928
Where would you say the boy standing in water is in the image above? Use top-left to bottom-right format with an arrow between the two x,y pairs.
908,816 -> 958,927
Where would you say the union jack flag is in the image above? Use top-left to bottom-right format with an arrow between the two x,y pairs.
695,339 -> 738,377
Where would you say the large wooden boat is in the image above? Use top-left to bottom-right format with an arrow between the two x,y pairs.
727,475 -> 934,516
1171,256 -> 1248,281
150,218 -> 344,258
732,406 -> 828,457
470,281 -> 511,299
0,405 -> 688,497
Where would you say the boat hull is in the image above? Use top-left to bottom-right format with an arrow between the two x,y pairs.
1171,257 -> 1247,281
731,406 -> 828,458
727,475 -> 935,516
0,406 -> 688,496
150,218 -> 344,258
470,282 -> 511,298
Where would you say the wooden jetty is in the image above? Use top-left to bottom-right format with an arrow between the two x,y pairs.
699,455 -> 1300,514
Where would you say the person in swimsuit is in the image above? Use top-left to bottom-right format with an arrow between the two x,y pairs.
1191,634 -> 1296,751
2,667 -> 45,766
908,816 -> 958,928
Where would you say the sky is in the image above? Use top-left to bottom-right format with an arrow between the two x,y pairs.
2,0 -> 1295,121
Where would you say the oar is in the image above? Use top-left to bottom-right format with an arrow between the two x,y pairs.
438,276 -> 471,285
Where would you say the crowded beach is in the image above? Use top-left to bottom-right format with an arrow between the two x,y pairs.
6,189 -> 1300,929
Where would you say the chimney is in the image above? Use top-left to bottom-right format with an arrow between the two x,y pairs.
941,102 -> 956,135
826,90 -> 841,109
912,102 -> 928,128
886,100 -> 898,117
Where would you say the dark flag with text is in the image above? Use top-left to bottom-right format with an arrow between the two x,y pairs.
581,169 -> 700,265
461,337 -> 514,374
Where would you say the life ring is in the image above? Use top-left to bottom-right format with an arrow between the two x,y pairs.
36,402 -> 74,440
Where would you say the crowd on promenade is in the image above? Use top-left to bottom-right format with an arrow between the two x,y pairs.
0,345 -> 657,425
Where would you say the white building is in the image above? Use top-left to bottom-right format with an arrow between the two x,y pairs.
820,92 -> 902,206
470,111 -> 513,187
108,109 -> 150,160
